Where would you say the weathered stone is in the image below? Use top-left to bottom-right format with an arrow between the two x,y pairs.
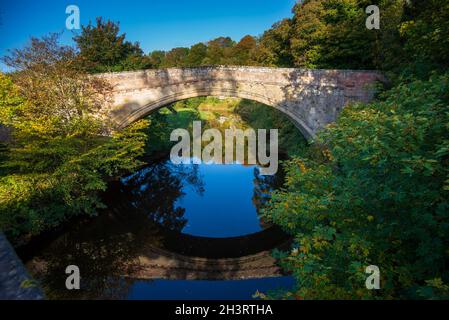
0,232 -> 44,300
98,66 -> 385,140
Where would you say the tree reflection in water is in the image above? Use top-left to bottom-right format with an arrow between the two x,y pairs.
120,159 -> 205,231
252,164 -> 286,230
26,158 -> 205,299
24,157 -> 283,299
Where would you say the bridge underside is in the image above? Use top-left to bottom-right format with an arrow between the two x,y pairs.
99,66 -> 384,140
109,84 -> 319,139
128,245 -> 283,281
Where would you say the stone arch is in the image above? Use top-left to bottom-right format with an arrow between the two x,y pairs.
112,87 -> 315,140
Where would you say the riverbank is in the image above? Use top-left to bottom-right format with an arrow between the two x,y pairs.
0,232 -> 43,300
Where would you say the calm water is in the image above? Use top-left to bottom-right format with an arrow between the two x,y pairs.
18,157 -> 291,299
18,109 -> 294,300
128,277 -> 295,300
176,163 -> 263,237
123,159 -> 278,238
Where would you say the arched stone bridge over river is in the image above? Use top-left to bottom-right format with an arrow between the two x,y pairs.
0,66 -> 385,298
100,66 -> 385,139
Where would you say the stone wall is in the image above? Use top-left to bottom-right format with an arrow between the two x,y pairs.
0,232 -> 44,300
98,66 -> 385,139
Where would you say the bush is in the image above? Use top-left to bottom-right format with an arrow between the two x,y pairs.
263,73 -> 449,299
0,36 -> 148,244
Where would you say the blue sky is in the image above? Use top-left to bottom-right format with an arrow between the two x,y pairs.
0,0 -> 297,71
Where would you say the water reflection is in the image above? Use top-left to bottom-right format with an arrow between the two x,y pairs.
21,156 -> 289,299
127,277 -> 295,300
120,159 -> 204,232
25,212 -> 161,299
119,155 -> 284,238
19,103 -> 294,299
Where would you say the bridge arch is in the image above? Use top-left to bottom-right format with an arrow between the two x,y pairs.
112,87 -> 316,139
99,66 -> 384,140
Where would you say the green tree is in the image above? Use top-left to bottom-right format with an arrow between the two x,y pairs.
256,0 -> 449,300
203,37 -> 235,65
288,0 -> 377,69
230,35 -> 257,66
0,35 -> 148,243
148,50 -> 166,68
161,47 -> 190,68
185,43 -> 207,66
263,73 -> 449,299
252,0 -> 403,70
74,17 -> 150,72
254,19 -> 293,67
399,0 -> 449,78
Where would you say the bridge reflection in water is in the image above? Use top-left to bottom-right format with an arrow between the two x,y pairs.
17,155 -> 292,299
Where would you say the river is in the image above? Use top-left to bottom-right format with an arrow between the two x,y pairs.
17,99 -> 300,299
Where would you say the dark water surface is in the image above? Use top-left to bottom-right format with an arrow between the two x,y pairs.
18,106 -> 297,299
18,157 -> 292,299
122,158 -> 281,238
128,277 -> 295,300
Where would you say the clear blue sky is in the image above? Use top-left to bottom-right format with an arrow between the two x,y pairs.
0,0 -> 297,71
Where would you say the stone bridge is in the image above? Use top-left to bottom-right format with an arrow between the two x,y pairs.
100,66 -> 384,139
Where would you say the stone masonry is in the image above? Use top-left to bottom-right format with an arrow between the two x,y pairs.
0,232 -> 44,300
99,66 -> 385,139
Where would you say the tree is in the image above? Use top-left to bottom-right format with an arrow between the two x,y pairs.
263,72 -> 449,299
259,0 -> 449,300
148,50 -> 166,69
161,47 -> 190,68
0,34 -> 148,243
253,0 -> 402,70
119,53 -> 152,71
254,19 -> 293,67
288,0 -> 373,68
399,0 -> 449,78
230,35 -> 257,65
203,37 -> 235,65
185,43 -> 207,67
74,18 -> 149,72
